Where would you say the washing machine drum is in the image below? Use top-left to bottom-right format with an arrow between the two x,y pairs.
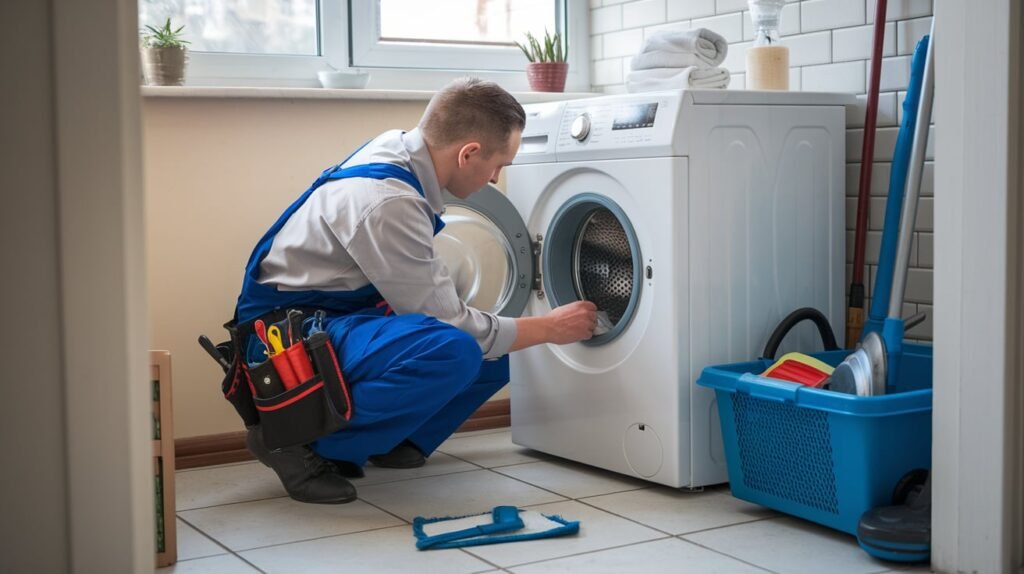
573,210 -> 635,325
545,193 -> 643,344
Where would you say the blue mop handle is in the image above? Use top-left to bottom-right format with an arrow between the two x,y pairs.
864,34 -> 931,338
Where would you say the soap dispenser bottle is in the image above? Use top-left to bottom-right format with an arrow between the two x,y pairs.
746,0 -> 789,90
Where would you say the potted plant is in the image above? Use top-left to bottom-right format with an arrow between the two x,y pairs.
141,18 -> 190,86
515,30 -> 568,92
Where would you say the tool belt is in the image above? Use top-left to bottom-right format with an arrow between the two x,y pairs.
200,308 -> 353,450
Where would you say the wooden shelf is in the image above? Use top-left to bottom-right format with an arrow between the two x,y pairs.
151,351 -> 177,568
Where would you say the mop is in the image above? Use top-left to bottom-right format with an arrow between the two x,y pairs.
412,506 -> 580,550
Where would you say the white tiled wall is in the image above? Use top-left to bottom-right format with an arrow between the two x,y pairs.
589,0 -> 934,340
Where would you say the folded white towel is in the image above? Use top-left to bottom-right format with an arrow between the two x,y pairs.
631,28 -> 729,70
626,67 -> 731,93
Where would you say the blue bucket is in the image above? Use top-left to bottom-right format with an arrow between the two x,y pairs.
697,343 -> 932,535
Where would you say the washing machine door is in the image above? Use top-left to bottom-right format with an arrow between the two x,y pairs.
436,184 -> 533,318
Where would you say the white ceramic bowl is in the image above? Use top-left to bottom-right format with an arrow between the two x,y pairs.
317,70 -> 370,89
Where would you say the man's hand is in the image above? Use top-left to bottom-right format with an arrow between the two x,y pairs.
510,300 -> 598,351
544,300 -> 598,344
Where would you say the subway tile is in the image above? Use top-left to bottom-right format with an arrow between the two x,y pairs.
644,20 -> 693,41
847,126 -> 901,162
604,84 -> 629,94
593,58 -> 625,85
897,16 -> 933,55
832,22 -> 895,62
592,5 -> 623,35
604,0 -> 635,4
921,162 -> 933,196
715,0 -> 748,15
604,27 -> 645,58
904,267 -> 933,303
668,0 -> 715,20
729,72 -> 746,89
879,55 -> 912,91
691,12 -> 744,43
845,198 -> 858,229
741,2 -> 800,40
906,303 -> 933,340
592,34 -> 603,60
789,66 -> 801,90
590,0 -> 603,7
783,31 -> 832,67
868,196 -> 887,231
916,232 -> 933,267
868,0 -> 934,23
802,60 -> 865,93
623,0 -> 666,29
916,197 -> 933,231
802,0 -> 865,33
721,39 -> 753,73
846,91 -> 898,128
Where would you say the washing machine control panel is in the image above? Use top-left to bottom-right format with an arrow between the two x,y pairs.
556,95 -> 679,157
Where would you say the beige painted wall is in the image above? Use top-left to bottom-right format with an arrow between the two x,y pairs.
144,96 -> 511,439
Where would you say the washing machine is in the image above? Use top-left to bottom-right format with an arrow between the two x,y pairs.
435,89 -> 852,488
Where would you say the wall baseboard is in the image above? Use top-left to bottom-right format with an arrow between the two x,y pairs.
175,398 -> 510,470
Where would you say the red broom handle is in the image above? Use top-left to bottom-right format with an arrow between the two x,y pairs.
852,0 -> 888,285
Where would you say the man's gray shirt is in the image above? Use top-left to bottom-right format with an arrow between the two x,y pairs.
258,128 -> 517,359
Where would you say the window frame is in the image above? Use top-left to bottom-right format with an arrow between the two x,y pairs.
175,0 -> 589,91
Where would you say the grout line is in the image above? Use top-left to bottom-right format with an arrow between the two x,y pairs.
177,514 -> 268,573
678,536 -> 781,573
496,535 -> 675,570
177,493 -> 291,513
355,496 -> 413,525
676,514 -> 784,537
351,464 -> 486,487
226,523 -> 409,554
457,546 -> 505,572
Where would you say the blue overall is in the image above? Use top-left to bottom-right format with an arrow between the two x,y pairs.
236,152 -> 508,464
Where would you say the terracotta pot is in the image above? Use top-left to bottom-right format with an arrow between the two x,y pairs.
141,46 -> 188,86
526,62 -> 568,92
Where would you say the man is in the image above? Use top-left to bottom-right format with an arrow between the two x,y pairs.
236,78 -> 597,504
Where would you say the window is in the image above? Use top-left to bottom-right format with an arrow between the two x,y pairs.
138,0 -> 589,91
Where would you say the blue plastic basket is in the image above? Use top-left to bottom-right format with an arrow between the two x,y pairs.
697,343 -> 932,535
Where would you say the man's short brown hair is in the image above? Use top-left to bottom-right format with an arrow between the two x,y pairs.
419,77 -> 526,156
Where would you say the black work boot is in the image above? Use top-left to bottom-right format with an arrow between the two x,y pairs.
368,439 -> 426,469
246,425 -> 357,504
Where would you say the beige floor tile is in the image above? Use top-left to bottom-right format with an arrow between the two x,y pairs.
493,459 -> 650,499
156,554 -> 258,573
461,500 -> 666,568
175,518 -> 226,561
240,525 -> 495,574
358,469 -> 565,522
179,497 -> 403,551
684,517 -> 896,574
582,487 -> 776,535
437,430 -> 549,468
175,461 -> 285,511
508,537 -> 769,573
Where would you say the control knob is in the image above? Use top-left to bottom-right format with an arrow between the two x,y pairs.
570,113 -> 591,141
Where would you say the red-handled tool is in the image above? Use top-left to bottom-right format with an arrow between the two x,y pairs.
266,324 -> 300,390
284,309 -> 316,383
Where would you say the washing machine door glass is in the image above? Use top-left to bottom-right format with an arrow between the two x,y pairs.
544,193 -> 642,344
436,184 -> 533,318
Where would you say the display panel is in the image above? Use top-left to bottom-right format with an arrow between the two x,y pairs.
611,103 -> 659,130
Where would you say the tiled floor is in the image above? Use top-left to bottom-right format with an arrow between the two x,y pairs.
162,429 -> 932,573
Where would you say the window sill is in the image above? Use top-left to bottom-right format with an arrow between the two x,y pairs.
141,86 -> 600,103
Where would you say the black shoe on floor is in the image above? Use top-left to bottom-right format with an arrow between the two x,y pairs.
329,459 -> 366,479
368,440 -> 426,469
246,425 -> 357,504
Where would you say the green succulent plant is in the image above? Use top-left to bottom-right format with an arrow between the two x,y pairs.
141,18 -> 190,49
514,30 -> 565,63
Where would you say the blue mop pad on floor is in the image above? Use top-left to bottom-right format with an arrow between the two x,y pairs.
413,505 -> 580,550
